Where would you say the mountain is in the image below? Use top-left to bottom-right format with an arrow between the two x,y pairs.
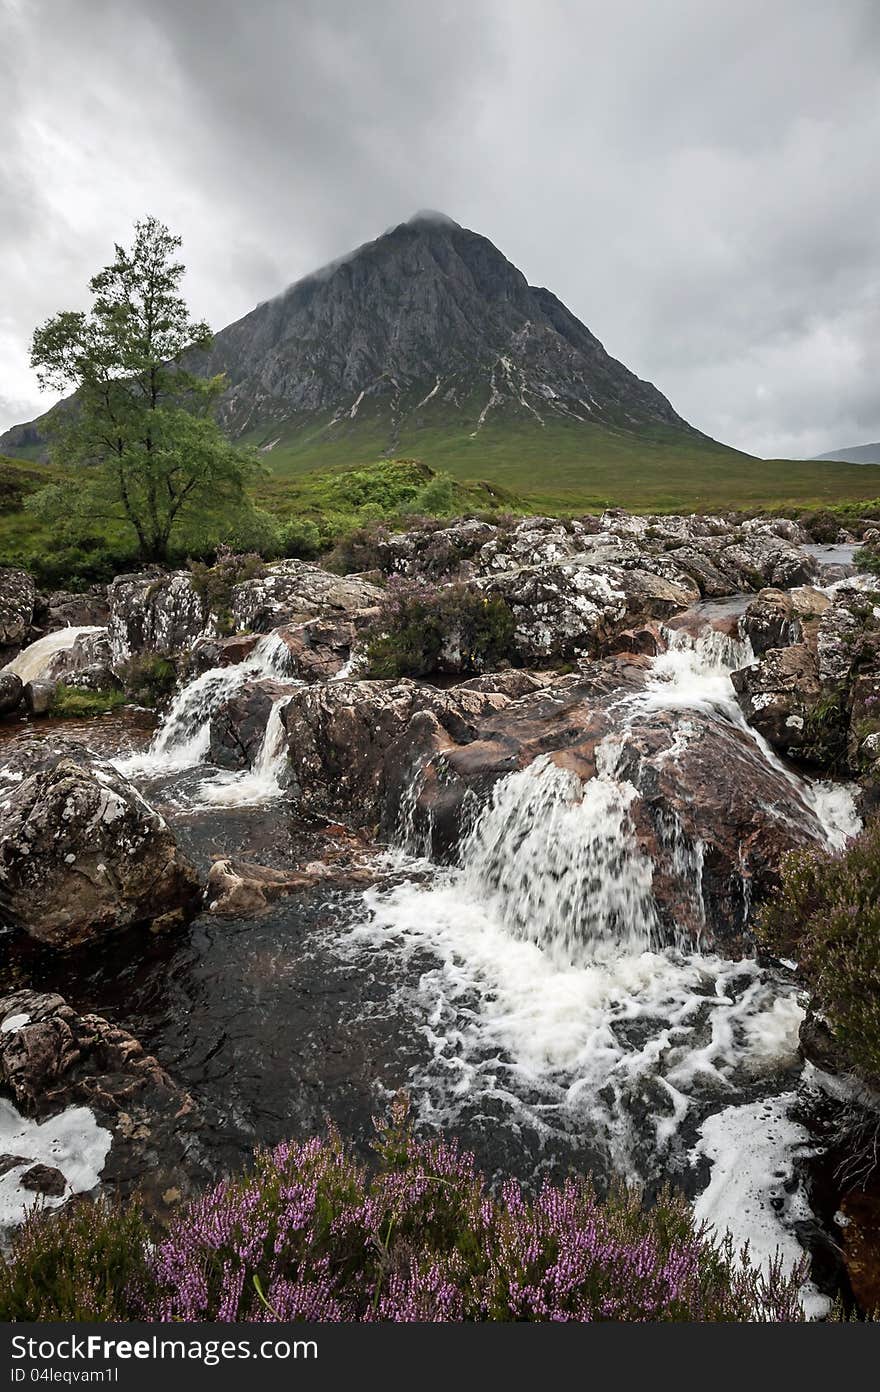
0,211 -> 740,486
813,442 -> 880,465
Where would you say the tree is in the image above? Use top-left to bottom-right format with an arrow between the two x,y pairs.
28,216 -> 261,563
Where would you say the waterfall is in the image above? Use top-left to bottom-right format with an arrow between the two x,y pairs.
1,626 -> 106,685
116,631 -> 293,778
196,698 -> 290,807
457,750 -> 658,962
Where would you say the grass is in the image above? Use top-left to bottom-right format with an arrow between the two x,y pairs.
3,438 -> 880,594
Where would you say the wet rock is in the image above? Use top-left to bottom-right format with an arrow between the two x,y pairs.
0,753 -> 201,948
280,677 -> 515,826
43,629 -> 118,692
44,588 -> 109,632
479,561 -> 697,665
20,1163 -> 66,1197
230,560 -> 383,633
272,616 -> 363,681
205,857 -> 315,916
731,645 -> 821,758
0,568 -> 36,647
613,624 -> 667,656
381,519 -> 500,579
23,679 -> 56,715
0,990 -> 206,1215
719,534 -> 818,589
665,547 -> 738,598
0,671 -> 23,716
209,678 -> 295,770
108,570 -> 208,662
739,589 -> 800,655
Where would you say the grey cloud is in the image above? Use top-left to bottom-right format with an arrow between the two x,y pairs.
1,0 -> 879,459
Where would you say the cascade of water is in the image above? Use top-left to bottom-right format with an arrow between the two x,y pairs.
116,631 -> 293,778
456,748 -> 659,962
195,697 -> 291,807
1,626 -> 106,685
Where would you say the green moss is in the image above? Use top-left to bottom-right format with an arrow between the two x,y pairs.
50,684 -> 126,717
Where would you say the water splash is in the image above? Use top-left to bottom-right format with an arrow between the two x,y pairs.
196,698 -> 290,807
457,752 -> 658,962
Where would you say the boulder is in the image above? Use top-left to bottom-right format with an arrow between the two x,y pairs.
731,645 -> 822,758
0,990 -> 206,1215
271,616 -> 365,682
719,534 -> 817,589
44,587 -> 110,632
0,671 -> 23,716
479,561 -> 697,665
738,589 -> 800,655
380,519 -> 500,579
23,679 -> 55,715
280,677 -> 516,826
209,678 -> 295,770
43,629 -> 119,692
108,571 -> 208,662
205,857 -> 316,916
229,560 -> 383,633
0,753 -> 201,947
0,568 -> 36,647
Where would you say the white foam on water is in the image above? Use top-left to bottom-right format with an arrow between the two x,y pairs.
194,698 -> 290,807
692,1095 -> 829,1319
114,631 -> 293,779
1,626 -> 105,685
0,1098 -> 112,1229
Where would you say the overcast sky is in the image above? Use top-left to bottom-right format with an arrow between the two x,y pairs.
2,0 -> 879,458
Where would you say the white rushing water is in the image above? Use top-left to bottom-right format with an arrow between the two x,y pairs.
195,697 -> 291,807
0,1097 -> 112,1230
337,619 -> 859,1312
115,630 -> 295,795
1,625 -> 105,685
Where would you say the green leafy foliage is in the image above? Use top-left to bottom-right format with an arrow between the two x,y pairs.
366,577 -> 516,678
117,653 -> 178,708
26,217 -> 261,563
759,820 -> 880,1083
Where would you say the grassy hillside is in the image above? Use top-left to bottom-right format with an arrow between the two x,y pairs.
242,406 -> 880,513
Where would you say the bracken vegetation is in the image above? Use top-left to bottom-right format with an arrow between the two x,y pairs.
0,1102 -> 811,1322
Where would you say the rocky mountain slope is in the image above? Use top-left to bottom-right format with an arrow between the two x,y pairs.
0,213 -> 736,478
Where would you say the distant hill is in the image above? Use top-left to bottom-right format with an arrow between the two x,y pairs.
813,443 -> 880,465
0,211 -> 743,491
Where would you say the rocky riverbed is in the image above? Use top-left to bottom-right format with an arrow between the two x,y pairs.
1,508 -> 879,1313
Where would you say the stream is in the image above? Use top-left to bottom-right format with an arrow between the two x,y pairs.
0,591 -> 865,1315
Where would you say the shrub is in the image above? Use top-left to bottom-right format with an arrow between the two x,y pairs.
324,522 -> 391,575
758,820 -> 880,1083
281,517 -> 323,560
0,1102 -> 809,1322
0,1199 -> 153,1321
118,654 -> 178,708
798,510 -> 841,544
857,544 -> 880,577
189,546 -> 267,634
50,684 -> 126,718
365,578 -> 517,678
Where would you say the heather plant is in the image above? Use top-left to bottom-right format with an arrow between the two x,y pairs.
189,545 -> 267,634
146,1099 -> 806,1322
0,1102 -> 811,1322
366,577 -> 516,678
759,819 -> 880,1083
0,1198 -> 153,1321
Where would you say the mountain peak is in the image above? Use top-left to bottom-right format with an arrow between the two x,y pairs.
0,216 -> 728,475
403,209 -> 461,229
